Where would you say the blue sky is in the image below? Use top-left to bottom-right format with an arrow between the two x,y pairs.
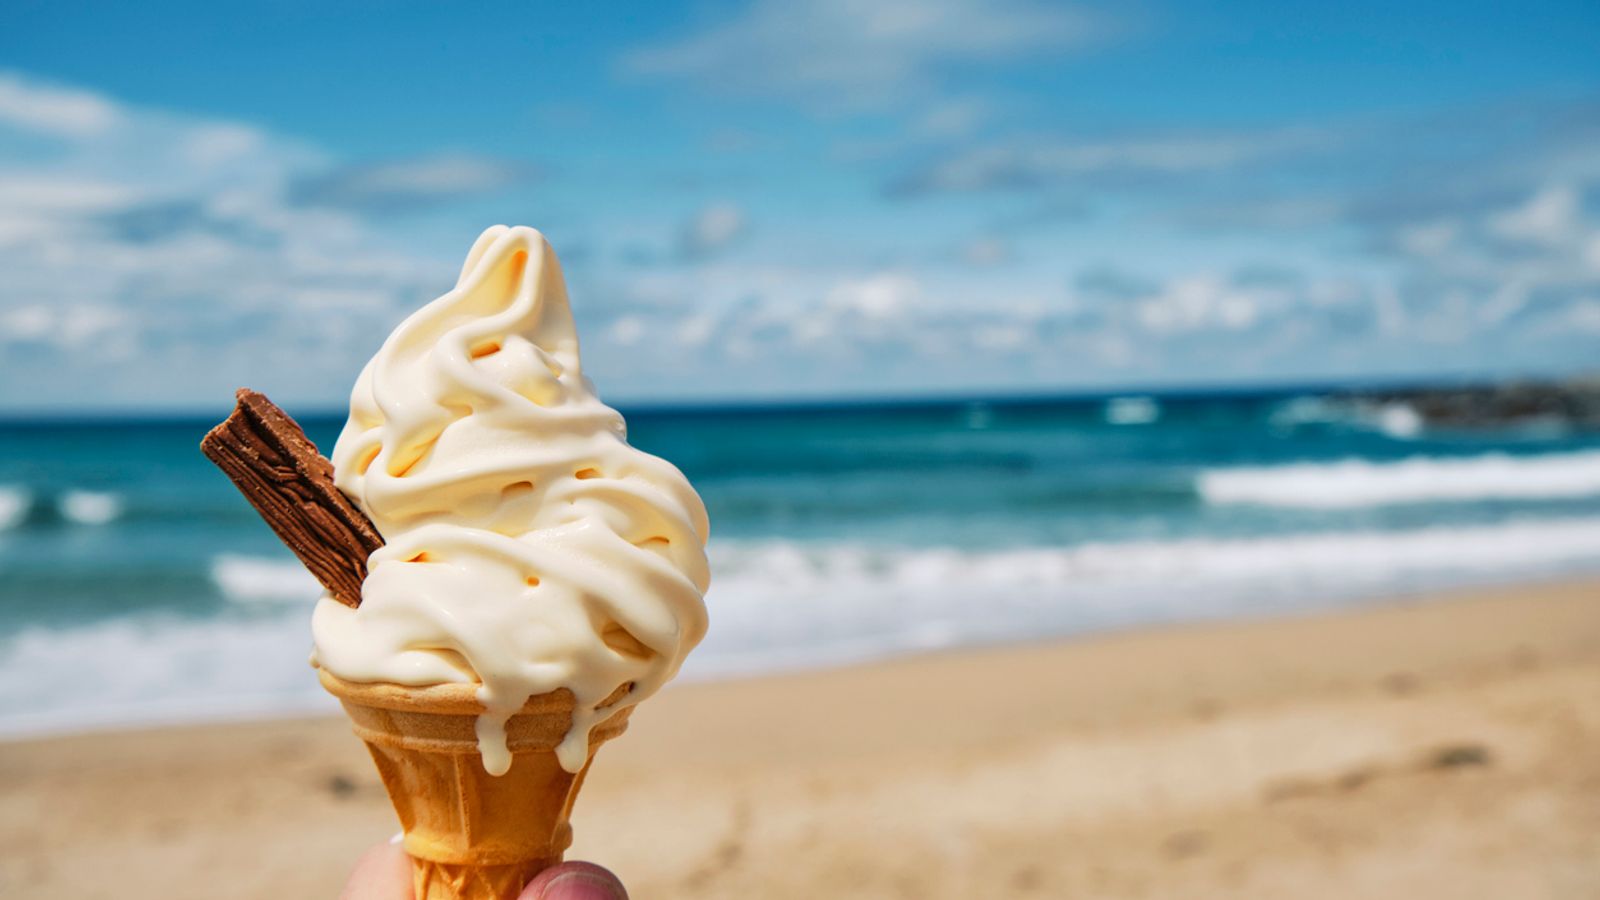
1,0 -> 1598,412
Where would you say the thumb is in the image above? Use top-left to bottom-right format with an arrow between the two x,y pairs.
519,861 -> 628,900
339,839 -> 414,900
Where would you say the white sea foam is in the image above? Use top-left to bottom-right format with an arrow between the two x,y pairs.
211,554 -> 321,603
0,486 -> 29,531
1371,402 -> 1424,439
1198,450 -> 1600,509
1105,396 -> 1160,425
1267,397 -> 1424,438
0,611 -> 335,738
692,517 -> 1600,676
58,489 -> 123,525
7,519 -> 1600,737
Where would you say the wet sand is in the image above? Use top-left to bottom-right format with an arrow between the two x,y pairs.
4,578 -> 1599,898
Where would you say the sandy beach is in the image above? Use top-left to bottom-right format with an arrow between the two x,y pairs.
4,578 -> 1599,899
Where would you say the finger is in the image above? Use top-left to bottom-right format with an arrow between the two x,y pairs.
339,839 -> 414,900
519,861 -> 628,900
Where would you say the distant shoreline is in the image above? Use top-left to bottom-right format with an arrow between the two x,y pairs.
4,370 -> 1595,425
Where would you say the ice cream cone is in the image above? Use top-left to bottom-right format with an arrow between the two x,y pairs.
319,669 -> 634,900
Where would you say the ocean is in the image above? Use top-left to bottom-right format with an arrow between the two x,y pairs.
4,390 -> 1600,737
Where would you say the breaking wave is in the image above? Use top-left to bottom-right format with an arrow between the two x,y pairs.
59,490 -> 124,525
0,486 -> 127,528
1198,451 -> 1600,509
211,554 -> 322,604
6,519 -> 1600,737
0,486 -> 28,531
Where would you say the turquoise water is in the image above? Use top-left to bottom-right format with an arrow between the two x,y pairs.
4,390 -> 1600,733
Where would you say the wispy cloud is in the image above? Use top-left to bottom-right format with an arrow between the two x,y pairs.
579,146 -> 1600,399
1309,106 -> 1600,351
623,0 -> 1106,113
678,202 -> 748,259
0,72 -> 443,410
288,155 -> 535,213
959,236 -> 1010,267
888,126 -> 1329,197
1,58 -> 1596,409
578,260 -> 1373,397
1487,185 -> 1583,246
0,72 -> 123,137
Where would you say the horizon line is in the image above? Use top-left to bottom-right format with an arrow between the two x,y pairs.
1,370 -> 1589,425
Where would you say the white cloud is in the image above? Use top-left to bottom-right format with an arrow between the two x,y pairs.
1136,275 -> 1264,333
624,0 -> 1103,112
3,67 -> 1597,408
974,322 -> 1030,350
606,315 -> 647,346
674,312 -> 718,348
914,96 -> 990,138
825,273 -> 919,320
0,174 -> 137,213
0,175 -> 140,244
577,218 -> 1600,399
1380,180 -> 1600,313
678,203 -> 748,258
1564,299 -> 1600,333
0,305 -> 52,340
2,302 -> 132,353
1396,220 -> 1459,258
891,127 -> 1324,195
0,73 -> 446,410
290,155 -> 532,212
180,124 -> 268,167
1488,185 -> 1580,246
0,71 -> 123,137
589,96 -> 1599,392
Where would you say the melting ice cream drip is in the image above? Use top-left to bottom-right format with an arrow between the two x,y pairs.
311,225 -> 710,774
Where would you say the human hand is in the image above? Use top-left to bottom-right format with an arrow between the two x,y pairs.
340,840 -> 628,900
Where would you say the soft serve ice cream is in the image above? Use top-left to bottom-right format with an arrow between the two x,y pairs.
311,225 -> 710,775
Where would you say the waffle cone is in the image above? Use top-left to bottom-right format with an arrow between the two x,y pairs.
319,669 -> 633,900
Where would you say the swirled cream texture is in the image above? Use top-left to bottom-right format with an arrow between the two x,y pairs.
311,225 -> 710,775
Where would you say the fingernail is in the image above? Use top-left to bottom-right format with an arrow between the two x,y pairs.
389,831 -> 405,845
538,869 -> 628,900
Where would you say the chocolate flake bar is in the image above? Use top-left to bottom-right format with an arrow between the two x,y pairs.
200,389 -> 383,607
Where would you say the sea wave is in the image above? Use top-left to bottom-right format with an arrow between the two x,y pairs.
1104,396 -> 1161,425
695,518 -> 1600,673
0,486 -> 28,531
7,519 -> 1600,737
1198,450 -> 1600,509
712,519 -> 1600,604
0,486 -> 128,528
58,489 -> 124,525
0,612 -> 335,738
211,554 -> 322,603
1268,397 -> 1424,438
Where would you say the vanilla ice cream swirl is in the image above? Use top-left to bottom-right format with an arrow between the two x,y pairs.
311,225 -> 710,774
